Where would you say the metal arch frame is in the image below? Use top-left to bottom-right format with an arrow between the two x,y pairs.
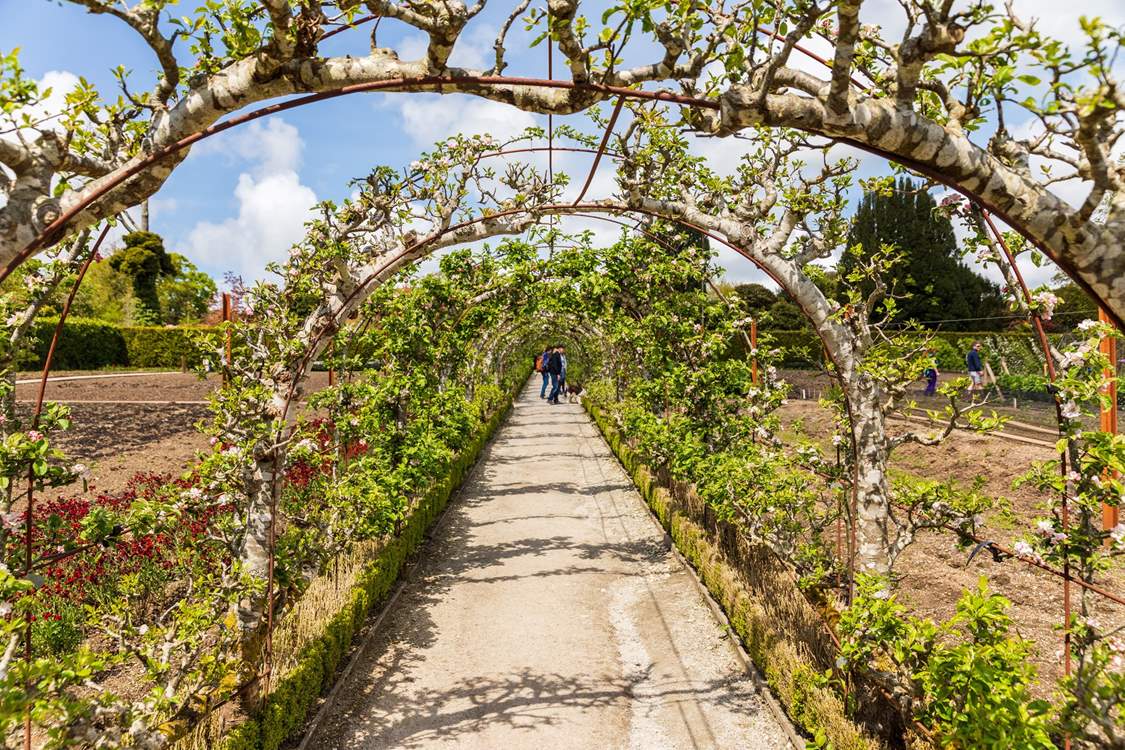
16,188 -> 1124,750
12,15 -> 1118,741
4,73 -> 1119,330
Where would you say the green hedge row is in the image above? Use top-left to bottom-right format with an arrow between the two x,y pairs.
755,329 -> 1074,374
586,401 -> 883,750
18,318 -> 218,370
215,374 -> 524,750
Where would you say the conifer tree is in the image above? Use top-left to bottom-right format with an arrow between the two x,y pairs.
844,179 -> 1004,330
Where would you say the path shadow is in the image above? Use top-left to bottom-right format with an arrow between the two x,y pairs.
325,665 -> 767,749
303,391 -> 766,749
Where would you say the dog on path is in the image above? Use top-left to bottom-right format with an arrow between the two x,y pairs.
565,382 -> 585,403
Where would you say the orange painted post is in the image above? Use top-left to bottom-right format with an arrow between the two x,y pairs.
222,293 -> 232,385
1100,308 -> 1119,534
750,318 -> 759,385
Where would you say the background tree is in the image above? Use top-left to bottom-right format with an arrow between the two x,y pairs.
843,179 -> 1004,330
69,261 -> 135,325
1049,272 -> 1099,330
158,253 -> 217,324
108,231 -> 175,324
765,297 -> 807,329
732,283 -> 775,315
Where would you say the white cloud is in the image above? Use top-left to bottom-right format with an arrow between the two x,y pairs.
395,95 -> 538,148
193,119 -> 303,177
180,118 -> 317,281
27,70 -> 81,125
0,71 -> 81,191
183,172 -> 316,280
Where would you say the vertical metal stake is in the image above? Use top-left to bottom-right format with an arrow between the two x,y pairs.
222,292 -> 233,386
1100,307 -> 1119,535
750,318 -> 759,385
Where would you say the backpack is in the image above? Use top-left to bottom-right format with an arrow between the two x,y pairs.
534,355 -> 544,372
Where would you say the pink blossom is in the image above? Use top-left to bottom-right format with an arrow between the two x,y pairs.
27,430 -> 42,442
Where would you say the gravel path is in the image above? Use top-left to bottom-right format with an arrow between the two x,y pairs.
307,380 -> 794,750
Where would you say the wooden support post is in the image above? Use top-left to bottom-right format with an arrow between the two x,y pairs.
750,318 -> 759,385
222,292 -> 233,385
1100,307 -> 1119,534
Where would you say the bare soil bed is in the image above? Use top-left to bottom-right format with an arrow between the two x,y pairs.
778,396 -> 1125,692
779,367 -> 1121,433
14,370 -> 330,498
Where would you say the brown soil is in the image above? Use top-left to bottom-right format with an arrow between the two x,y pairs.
778,397 -> 1125,693
14,371 -> 330,499
779,368 -> 1120,432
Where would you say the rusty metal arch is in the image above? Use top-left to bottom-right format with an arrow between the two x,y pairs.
5,72 -> 1117,330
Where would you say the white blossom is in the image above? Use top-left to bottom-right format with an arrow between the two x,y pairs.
1012,540 -> 1043,563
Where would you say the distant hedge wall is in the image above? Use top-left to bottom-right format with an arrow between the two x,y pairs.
751,329 -> 1076,375
18,318 -> 219,370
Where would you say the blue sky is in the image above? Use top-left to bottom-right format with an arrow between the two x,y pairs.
1,0 -> 1122,291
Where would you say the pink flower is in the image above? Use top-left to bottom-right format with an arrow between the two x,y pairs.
27,430 -> 42,442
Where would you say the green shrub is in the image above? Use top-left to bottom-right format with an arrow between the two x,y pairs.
16,319 -> 221,370
19,317 -> 128,370
121,325 -> 217,368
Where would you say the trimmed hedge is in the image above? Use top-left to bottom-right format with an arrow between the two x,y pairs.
18,318 -> 218,370
753,329 -> 1074,374
210,374 -> 524,750
20,318 -> 128,370
120,325 -> 217,369
585,401 -> 885,750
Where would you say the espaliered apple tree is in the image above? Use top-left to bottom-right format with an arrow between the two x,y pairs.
1,1 -> 1122,323
563,109 -> 998,576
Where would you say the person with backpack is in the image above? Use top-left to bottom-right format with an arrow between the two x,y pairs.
538,345 -> 553,399
546,345 -> 563,404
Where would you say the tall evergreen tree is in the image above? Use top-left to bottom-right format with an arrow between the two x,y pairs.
109,231 -> 176,324
843,179 -> 1004,330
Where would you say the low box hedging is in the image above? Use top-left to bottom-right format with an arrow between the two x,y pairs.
208,377 -> 522,750
585,401 -> 884,750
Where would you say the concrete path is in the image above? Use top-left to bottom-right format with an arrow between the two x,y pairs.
307,380 -> 793,750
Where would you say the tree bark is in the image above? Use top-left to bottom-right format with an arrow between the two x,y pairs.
843,368 -> 898,575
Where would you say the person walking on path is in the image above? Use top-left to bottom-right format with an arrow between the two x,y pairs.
966,341 -> 984,395
923,349 -> 940,396
558,345 -> 568,394
546,345 -> 563,404
539,345 -> 553,399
